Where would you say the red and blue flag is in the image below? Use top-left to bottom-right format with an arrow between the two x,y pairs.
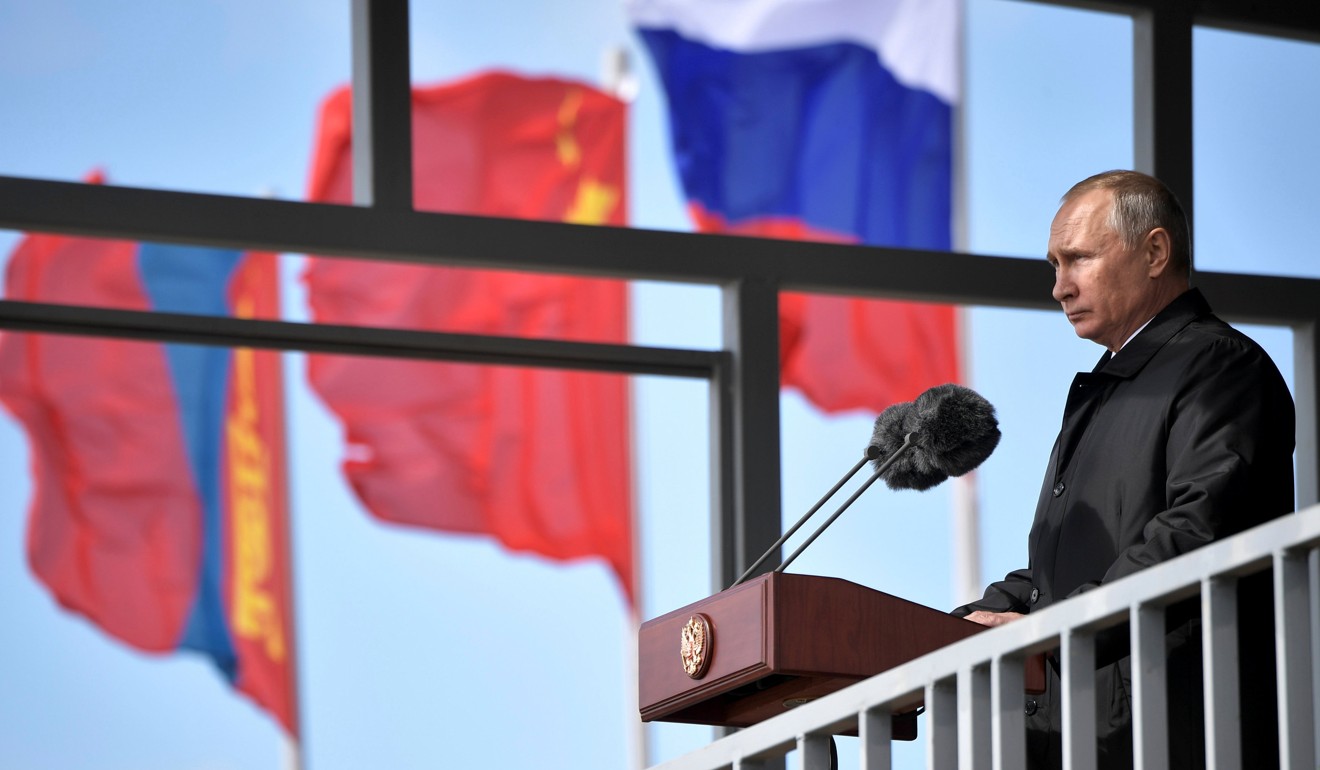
0,204 -> 297,735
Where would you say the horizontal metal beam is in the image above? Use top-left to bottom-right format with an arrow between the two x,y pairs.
1194,0 -> 1320,43
0,300 -> 722,379
3,176 -> 1317,325
1194,273 -> 1320,329
0,175 -> 1041,304
1010,0 -> 1320,42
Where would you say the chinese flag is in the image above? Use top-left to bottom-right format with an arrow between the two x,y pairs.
303,72 -> 633,604
0,215 -> 298,734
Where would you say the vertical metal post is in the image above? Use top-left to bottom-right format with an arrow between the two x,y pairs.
1295,321 -> 1319,508
1275,550 -> 1315,770
1132,2 -> 1195,228
711,277 -> 784,764
1311,548 -> 1320,766
797,734 -> 833,770
1203,577 -> 1242,770
861,706 -> 893,770
350,0 -> 414,210
992,655 -> 1026,770
959,664 -> 993,770
713,277 -> 783,589
1131,603 -> 1168,770
927,678 -> 958,770
1061,630 -> 1097,770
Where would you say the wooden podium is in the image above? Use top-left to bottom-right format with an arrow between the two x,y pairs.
639,572 -> 1020,732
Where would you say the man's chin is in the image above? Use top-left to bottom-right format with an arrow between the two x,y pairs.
1069,322 -> 1105,347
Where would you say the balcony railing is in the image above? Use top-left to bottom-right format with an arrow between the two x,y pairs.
650,504 -> 1320,770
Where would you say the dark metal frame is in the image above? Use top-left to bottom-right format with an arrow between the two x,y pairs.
0,0 -> 1317,595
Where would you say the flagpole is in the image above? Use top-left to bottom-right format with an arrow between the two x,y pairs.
950,0 -> 982,607
275,335 -> 305,770
605,44 -> 648,770
602,45 -> 640,103
258,187 -> 305,770
623,290 -> 649,770
624,371 -> 648,770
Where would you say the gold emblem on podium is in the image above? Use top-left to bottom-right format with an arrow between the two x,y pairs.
680,614 -> 712,679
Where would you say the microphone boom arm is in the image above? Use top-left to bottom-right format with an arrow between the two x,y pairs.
728,443 -> 884,589
774,433 -> 915,576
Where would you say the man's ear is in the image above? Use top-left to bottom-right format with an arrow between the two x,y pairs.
1144,227 -> 1172,278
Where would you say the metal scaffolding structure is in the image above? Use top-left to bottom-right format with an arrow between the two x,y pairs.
0,0 -> 1317,598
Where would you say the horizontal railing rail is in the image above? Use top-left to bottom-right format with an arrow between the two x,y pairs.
650,504 -> 1320,770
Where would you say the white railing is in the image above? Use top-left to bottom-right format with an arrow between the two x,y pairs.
650,504 -> 1320,770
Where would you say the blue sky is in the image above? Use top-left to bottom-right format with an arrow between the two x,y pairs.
0,1 -> 1317,768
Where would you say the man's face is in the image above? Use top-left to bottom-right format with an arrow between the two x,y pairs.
1047,189 -> 1158,352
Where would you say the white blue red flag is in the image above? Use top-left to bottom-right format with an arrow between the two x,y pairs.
632,0 -> 962,410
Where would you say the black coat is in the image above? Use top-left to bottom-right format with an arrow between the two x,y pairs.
955,288 -> 1295,769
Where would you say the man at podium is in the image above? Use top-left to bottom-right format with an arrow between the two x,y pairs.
952,170 -> 1295,770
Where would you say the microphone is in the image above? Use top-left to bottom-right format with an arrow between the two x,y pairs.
730,384 -> 999,587
869,383 -> 1001,491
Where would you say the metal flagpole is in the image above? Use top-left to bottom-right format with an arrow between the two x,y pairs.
603,45 -> 648,769
949,0 -> 983,607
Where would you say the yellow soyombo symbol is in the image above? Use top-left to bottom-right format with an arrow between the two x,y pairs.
227,295 -> 285,662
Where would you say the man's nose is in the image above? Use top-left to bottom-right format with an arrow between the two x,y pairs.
1052,267 -> 1074,303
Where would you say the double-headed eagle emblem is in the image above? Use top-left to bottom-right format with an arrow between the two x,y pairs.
680,614 -> 712,679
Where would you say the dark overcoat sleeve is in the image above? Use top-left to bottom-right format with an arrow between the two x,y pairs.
952,568 -> 1034,616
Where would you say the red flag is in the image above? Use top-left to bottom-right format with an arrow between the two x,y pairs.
695,217 -> 962,413
0,233 -> 199,650
223,251 -> 299,735
0,216 -> 298,735
779,293 -> 960,412
304,71 -> 634,603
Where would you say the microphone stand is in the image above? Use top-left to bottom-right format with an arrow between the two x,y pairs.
728,433 -> 915,589
775,433 -> 914,575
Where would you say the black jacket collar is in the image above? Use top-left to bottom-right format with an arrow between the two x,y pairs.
1094,288 -> 1210,380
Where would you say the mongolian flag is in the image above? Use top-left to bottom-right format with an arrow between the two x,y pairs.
632,0 -> 964,410
303,72 -> 634,604
0,208 -> 298,735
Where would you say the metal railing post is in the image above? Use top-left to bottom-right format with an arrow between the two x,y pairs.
860,706 -> 893,770
1131,603 -> 1168,770
1275,549 -> 1315,769
992,655 -> 1027,770
927,677 -> 958,770
1203,577 -> 1242,770
960,663 -> 993,770
1061,630 -> 1097,770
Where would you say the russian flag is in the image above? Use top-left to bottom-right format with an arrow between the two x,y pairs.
0,203 -> 298,734
632,0 -> 962,410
